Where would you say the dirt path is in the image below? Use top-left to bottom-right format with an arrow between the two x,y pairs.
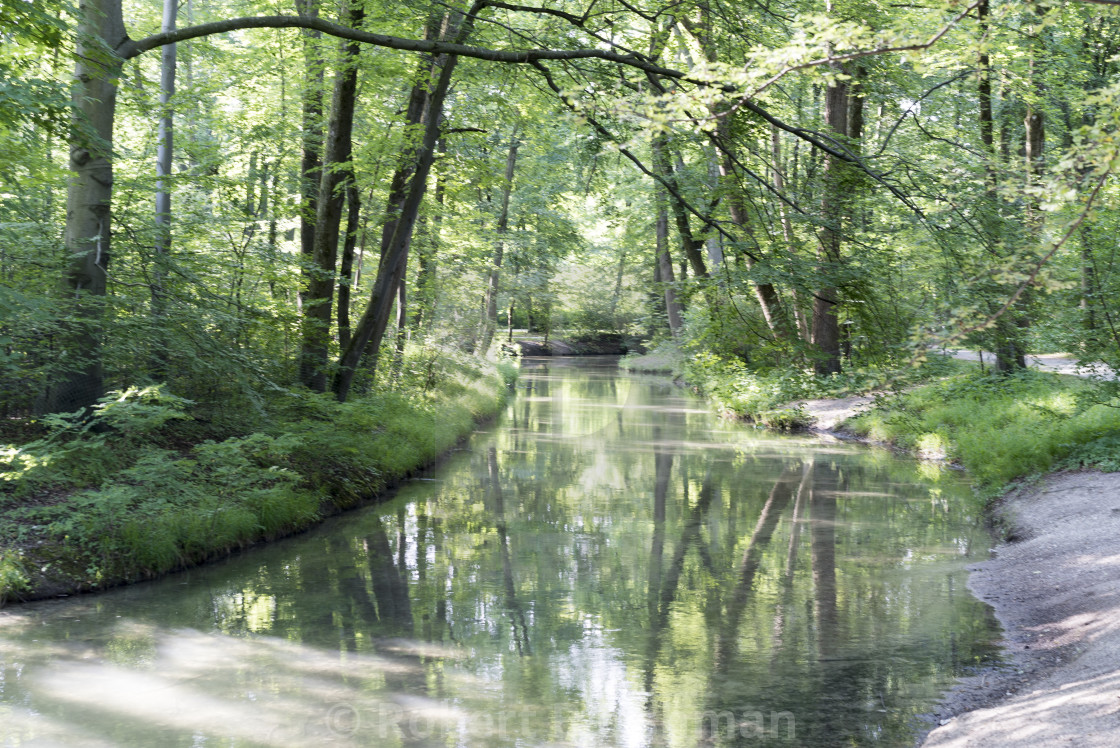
945,350 -> 1116,380
920,471 -> 1120,747
793,395 -> 877,431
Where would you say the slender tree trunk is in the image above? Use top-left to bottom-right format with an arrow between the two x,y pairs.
652,136 -> 708,279
391,278 -> 407,381
812,70 -> 849,375
1014,26 -> 1045,362
978,0 -> 995,167
771,125 -> 810,341
332,7 -> 474,402
150,0 -> 176,378
656,197 -> 683,337
477,133 -> 519,355
410,139 -> 445,336
295,0 -> 323,320
299,0 -> 363,390
411,220 -> 435,333
997,9 -> 1047,372
977,0 -> 1021,373
1081,234 -> 1096,336
337,179 -> 361,351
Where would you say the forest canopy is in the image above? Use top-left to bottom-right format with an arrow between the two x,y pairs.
2,0 -> 1119,418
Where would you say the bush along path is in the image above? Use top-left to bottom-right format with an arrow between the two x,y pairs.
0,352 -> 517,606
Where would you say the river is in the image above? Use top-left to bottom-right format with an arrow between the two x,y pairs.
0,357 -> 999,747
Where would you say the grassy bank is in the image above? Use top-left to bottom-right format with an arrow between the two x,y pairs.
622,345 -> 964,429
624,345 -> 1120,503
0,350 -> 516,605
847,369 -> 1120,495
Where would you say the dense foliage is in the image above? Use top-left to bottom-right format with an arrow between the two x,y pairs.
850,368 -> 1120,490
3,0 -> 1120,419
0,350 -> 514,599
3,0 -> 1120,592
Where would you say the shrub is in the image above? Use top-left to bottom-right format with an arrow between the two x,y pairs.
0,550 -> 29,606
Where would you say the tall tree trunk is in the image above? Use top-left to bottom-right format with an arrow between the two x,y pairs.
976,0 -> 1021,373
997,9 -> 1047,373
651,136 -> 708,279
298,0 -> 363,390
150,0 -> 176,378
295,0 -> 323,302
332,7 -> 476,402
45,0 -> 128,412
771,125 -> 810,341
477,132 -> 519,356
1014,24 -> 1045,360
337,179 -> 361,351
656,196 -> 683,337
411,218 -> 436,333
391,277 -> 407,381
978,0 -> 995,166
812,70 -> 849,376
410,139 -> 445,336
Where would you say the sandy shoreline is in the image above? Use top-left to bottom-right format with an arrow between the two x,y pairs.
917,470 -> 1120,747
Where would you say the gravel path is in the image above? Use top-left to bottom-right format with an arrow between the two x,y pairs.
945,350 -> 1116,380
793,394 -> 877,431
920,471 -> 1120,747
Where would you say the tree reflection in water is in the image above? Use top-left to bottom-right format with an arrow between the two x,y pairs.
0,358 -> 1000,747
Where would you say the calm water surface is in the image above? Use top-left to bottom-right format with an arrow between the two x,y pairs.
0,358 -> 999,747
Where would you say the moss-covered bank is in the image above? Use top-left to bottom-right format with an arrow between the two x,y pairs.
0,353 -> 516,605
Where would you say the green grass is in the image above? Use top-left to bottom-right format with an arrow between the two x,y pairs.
619,345 -> 683,374
0,348 -> 516,603
847,369 -> 1120,492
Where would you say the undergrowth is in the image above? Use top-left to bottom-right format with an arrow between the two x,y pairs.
848,369 -> 1120,492
0,347 -> 516,603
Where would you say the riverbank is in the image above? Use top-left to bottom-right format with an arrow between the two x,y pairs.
793,371 -> 1120,746
0,354 -> 516,606
625,347 -> 1120,744
919,470 -> 1120,747
620,346 -> 963,430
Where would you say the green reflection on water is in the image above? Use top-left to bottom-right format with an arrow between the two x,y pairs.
0,358 -> 999,747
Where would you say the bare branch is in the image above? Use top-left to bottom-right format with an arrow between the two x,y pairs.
529,60 -> 762,263
118,13 -> 681,76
